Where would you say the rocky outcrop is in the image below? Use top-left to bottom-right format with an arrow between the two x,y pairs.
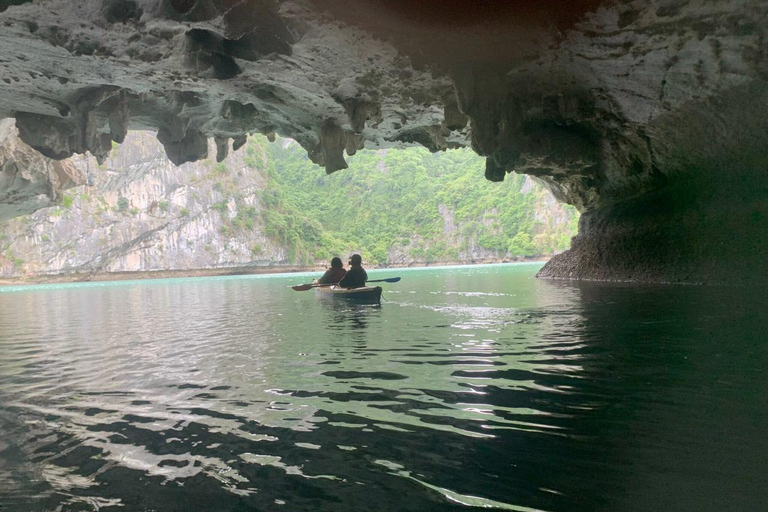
0,134 -> 576,277
0,0 -> 461,171
0,132 -> 288,276
537,170 -> 768,284
0,0 -> 766,283
0,119 -> 84,222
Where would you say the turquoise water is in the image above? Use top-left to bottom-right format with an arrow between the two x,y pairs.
0,263 -> 766,511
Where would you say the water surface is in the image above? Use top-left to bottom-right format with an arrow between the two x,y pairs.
1,263 -> 766,511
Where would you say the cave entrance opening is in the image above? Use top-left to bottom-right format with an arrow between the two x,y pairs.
0,130 -> 577,279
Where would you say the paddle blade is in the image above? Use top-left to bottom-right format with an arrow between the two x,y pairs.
291,283 -> 314,291
366,277 -> 401,283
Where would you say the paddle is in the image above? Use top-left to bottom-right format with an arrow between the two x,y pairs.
291,277 -> 401,291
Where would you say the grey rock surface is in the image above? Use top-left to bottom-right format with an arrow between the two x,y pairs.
0,133 -> 574,276
0,119 -> 84,222
0,0 -> 766,282
0,131 -> 287,275
0,0 -> 462,169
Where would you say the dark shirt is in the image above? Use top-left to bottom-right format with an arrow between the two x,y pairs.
338,267 -> 367,288
318,267 -> 346,284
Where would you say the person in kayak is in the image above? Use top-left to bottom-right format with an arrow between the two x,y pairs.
338,254 -> 368,288
317,257 -> 347,284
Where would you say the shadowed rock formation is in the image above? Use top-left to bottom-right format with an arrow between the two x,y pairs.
0,120 -> 85,222
0,0 -> 766,283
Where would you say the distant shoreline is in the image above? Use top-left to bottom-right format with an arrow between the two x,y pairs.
0,258 -> 549,287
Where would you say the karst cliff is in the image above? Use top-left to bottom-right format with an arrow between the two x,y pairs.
0,126 -> 576,276
1,0 -> 766,283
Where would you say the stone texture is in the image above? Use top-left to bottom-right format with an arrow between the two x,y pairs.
0,0 -> 766,283
0,119 -> 85,222
0,134 -> 575,276
0,0 -> 462,174
537,170 -> 768,285
0,132 -> 287,275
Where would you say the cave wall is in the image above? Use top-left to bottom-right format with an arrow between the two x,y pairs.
0,119 -> 84,222
0,0 -> 766,283
538,169 -> 768,284
537,79 -> 768,284
0,0 -> 464,171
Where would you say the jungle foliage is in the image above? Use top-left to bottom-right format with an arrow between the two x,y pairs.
243,136 -> 578,266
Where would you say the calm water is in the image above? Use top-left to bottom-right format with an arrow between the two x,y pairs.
0,263 -> 766,512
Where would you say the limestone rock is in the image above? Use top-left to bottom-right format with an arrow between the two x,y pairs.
0,119 -> 85,222
0,0 -> 766,282
0,132 -> 577,277
0,0 -> 458,174
0,131 -> 288,275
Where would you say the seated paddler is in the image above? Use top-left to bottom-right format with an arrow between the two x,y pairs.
338,254 -> 368,289
317,257 -> 347,285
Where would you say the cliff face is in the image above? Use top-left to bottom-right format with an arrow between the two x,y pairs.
0,0 -> 766,283
0,132 -> 287,276
0,134 -> 576,277
0,120 -> 84,222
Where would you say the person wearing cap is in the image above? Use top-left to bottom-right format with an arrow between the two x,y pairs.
317,257 -> 347,284
338,254 -> 368,289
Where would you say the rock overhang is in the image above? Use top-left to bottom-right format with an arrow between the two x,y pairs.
0,0 -> 470,170
1,0 -> 767,283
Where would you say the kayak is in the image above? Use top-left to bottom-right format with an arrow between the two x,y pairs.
315,285 -> 383,302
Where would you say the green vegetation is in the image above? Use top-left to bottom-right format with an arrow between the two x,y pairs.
3,249 -> 24,269
3,135 -> 577,273
211,201 -> 228,213
242,136 -> 578,266
231,206 -> 258,231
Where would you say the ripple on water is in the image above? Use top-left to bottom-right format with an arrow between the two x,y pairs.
1,265 -> 767,512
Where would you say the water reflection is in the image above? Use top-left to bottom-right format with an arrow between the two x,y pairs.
0,266 -> 766,511
319,297 -> 380,336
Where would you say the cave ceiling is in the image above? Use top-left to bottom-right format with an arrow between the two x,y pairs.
0,0 -> 766,213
